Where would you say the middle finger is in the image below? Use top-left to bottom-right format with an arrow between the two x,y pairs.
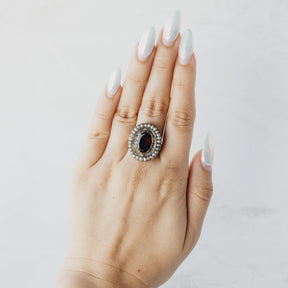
137,10 -> 181,135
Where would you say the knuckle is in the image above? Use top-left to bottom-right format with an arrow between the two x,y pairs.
125,71 -> 146,85
87,128 -> 109,140
94,110 -> 110,122
159,177 -> 177,201
142,98 -> 168,118
158,163 -> 184,200
194,183 -> 213,202
127,174 -> 142,189
168,108 -> 195,127
161,172 -> 178,189
173,77 -> 194,88
164,160 -> 182,174
154,55 -> 170,71
114,105 -> 138,124
126,166 -> 145,189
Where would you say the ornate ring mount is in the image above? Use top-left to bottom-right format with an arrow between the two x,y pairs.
128,123 -> 163,161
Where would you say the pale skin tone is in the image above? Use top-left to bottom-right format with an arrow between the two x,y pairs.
56,28 -> 213,288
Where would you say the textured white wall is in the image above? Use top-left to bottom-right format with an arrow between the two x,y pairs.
0,0 -> 287,287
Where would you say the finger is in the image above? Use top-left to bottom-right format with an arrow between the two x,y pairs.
183,134 -> 214,256
77,68 -> 122,168
161,29 -> 196,165
137,10 -> 181,136
105,27 -> 156,161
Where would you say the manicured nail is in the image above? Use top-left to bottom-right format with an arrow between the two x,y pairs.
178,28 -> 193,65
107,67 -> 121,98
137,26 -> 156,62
201,133 -> 214,171
162,10 -> 181,47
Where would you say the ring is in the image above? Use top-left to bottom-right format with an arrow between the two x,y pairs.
128,123 -> 163,161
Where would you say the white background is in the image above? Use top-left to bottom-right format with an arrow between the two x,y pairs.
0,0 -> 288,287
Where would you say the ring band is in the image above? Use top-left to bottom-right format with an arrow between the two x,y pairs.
128,123 -> 163,161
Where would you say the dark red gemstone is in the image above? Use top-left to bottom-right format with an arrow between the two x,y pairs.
137,132 -> 152,153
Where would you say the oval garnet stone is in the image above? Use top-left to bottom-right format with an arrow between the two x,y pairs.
137,132 -> 152,153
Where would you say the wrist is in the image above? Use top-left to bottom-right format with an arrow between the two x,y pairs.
55,257 -> 149,288
56,270 -> 120,288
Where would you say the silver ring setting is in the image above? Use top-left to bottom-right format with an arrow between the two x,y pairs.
128,123 -> 163,161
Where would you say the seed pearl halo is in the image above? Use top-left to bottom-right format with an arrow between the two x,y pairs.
128,122 -> 163,161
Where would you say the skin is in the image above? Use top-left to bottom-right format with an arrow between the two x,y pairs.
56,28 -> 213,288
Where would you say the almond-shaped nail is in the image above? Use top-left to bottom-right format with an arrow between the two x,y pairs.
137,26 -> 156,62
107,67 -> 121,98
162,10 -> 180,47
201,133 -> 214,171
178,28 -> 193,65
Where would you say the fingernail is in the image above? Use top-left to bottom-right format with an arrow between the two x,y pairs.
201,133 -> 214,171
137,26 -> 156,62
107,67 -> 121,98
162,10 -> 181,47
178,28 -> 193,65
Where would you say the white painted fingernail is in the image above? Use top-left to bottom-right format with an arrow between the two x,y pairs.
107,68 -> 121,98
178,28 -> 193,65
137,26 -> 156,62
162,10 -> 181,47
201,133 -> 214,171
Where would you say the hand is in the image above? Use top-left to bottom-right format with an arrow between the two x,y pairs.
56,10 -> 214,288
